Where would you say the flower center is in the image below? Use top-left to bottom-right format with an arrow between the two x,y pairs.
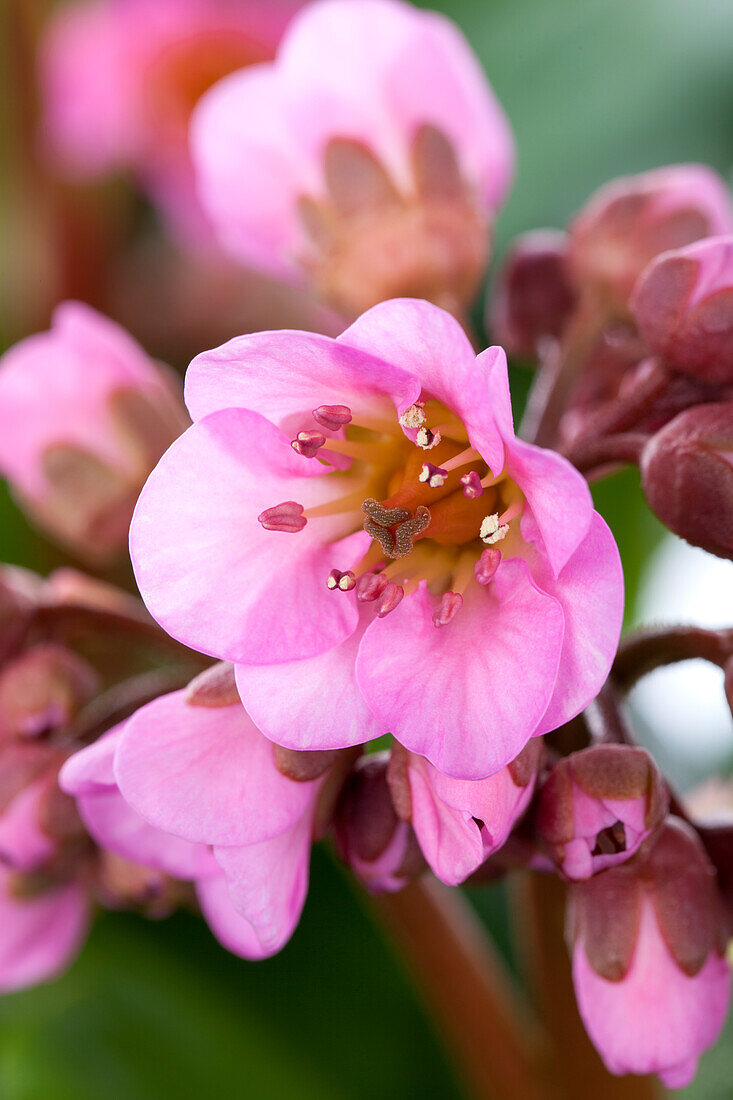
259,400 -> 525,625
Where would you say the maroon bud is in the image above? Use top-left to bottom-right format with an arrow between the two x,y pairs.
333,753 -> 424,893
0,644 -> 98,738
489,230 -> 576,357
630,236 -> 733,385
537,744 -> 668,880
640,402 -> 733,560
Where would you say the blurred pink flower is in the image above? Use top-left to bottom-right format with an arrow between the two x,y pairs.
130,298 -> 623,780
40,0 -> 300,242
388,740 -> 540,885
191,0 -> 514,315
569,819 -> 731,1089
0,301 -> 187,561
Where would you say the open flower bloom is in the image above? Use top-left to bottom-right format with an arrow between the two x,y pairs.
40,0 -> 299,242
536,744 -> 668,880
569,818 -> 731,1089
388,739 -> 541,885
131,298 -> 623,780
191,0 -> 514,316
0,301 -> 187,561
112,685 -> 349,956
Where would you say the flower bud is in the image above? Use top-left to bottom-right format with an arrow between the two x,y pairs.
630,236 -> 733,384
0,644 -> 98,740
0,302 -> 188,561
333,753 -> 424,894
489,230 -> 576,357
568,165 -> 733,312
640,401 -> 733,560
536,744 -> 668,880
388,739 -> 541,886
568,818 -> 730,1089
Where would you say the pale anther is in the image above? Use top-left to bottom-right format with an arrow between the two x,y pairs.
399,403 -> 426,430
419,462 -> 447,488
480,513 -> 509,545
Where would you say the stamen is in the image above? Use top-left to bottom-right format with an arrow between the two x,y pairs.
291,430 -> 326,458
312,405 -> 352,431
461,471 -> 483,499
327,568 -> 356,592
399,403 -> 426,430
355,572 -> 388,602
474,548 -> 501,585
321,438 -> 387,462
416,426 -> 442,450
480,513 -> 509,545
418,462 -> 447,488
442,447 -> 481,473
432,591 -> 463,627
498,500 -> 524,525
377,582 -> 404,618
258,501 -> 306,532
303,486 -> 369,519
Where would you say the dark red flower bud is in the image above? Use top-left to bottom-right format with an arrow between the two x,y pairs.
537,744 -> 668,880
333,753 -> 424,893
0,644 -> 98,739
488,230 -> 576,357
630,236 -> 733,384
640,401 -> 733,560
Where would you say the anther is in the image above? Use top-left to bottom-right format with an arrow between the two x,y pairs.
474,548 -> 501,585
416,426 -> 442,450
291,430 -> 326,458
327,569 -> 356,592
480,513 -> 509,545
399,403 -> 426,430
258,501 -> 306,532
377,582 -> 404,618
312,405 -> 352,431
432,591 -> 463,627
355,572 -> 389,602
419,462 -> 448,488
461,471 -> 483,499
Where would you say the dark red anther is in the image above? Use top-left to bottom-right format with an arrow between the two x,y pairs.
474,548 -> 501,585
312,405 -> 353,431
419,462 -> 448,488
291,430 -> 326,458
432,591 -> 463,627
460,471 -> 483,499
257,501 -> 306,532
377,582 -> 404,618
355,572 -> 389,602
327,569 -> 356,592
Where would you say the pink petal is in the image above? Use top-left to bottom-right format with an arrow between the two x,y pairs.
0,868 -> 88,993
234,607 -> 380,750
340,299 -> 505,472
196,872 -> 270,960
185,328 -> 418,426
130,407 -> 369,663
0,779 -> 56,872
213,811 -> 313,955
115,691 -> 317,847
59,724 -> 121,795
356,560 -> 564,779
532,513 -> 624,737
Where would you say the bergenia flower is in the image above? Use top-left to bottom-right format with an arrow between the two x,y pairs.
130,298 -> 624,780
191,0 -> 514,317
40,0 -> 300,242
112,681 -> 351,956
0,301 -> 187,561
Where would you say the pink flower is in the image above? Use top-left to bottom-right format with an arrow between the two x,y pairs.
40,0 -> 299,242
191,0 -> 514,316
112,685 -> 343,956
536,745 -> 668,880
130,298 -> 624,780
0,301 -> 187,561
568,165 -> 733,311
630,235 -> 733,385
569,818 -> 731,1089
387,740 -> 541,885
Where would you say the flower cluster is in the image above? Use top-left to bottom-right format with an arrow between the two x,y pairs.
0,0 -> 731,1093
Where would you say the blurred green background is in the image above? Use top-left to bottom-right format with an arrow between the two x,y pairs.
2,0 -> 733,1097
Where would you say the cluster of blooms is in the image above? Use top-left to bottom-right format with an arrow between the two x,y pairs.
0,0 -> 730,1092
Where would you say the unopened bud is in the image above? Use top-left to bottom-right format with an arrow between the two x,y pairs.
0,302 -> 188,562
631,235 -> 733,384
568,165 -> 733,311
640,402 -> 733,560
568,818 -> 730,1089
489,230 -> 576,357
0,644 -> 98,738
334,753 -> 424,893
537,744 -> 668,880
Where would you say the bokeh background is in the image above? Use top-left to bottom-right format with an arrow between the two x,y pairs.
1,1 -> 733,1096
